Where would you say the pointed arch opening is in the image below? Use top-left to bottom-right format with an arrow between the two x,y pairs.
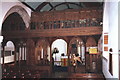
35,39 -> 50,66
51,39 -> 67,66
2,12 -> 26,32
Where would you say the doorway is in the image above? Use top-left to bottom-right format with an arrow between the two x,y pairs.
51,39 -> 67,72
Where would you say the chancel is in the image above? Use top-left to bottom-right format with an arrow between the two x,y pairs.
0,0 -> 120,79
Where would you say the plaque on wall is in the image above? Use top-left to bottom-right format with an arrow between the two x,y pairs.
89,48 -> 98,54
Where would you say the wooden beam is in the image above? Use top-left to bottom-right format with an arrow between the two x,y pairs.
2,27 -> 102,39
21,2 -> 35,11
36,2 -> 49,12
49,2 -> 81,11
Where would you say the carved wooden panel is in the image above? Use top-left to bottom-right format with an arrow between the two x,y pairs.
86,10 -> 91,18
53,11 -> 65,21
69,37 -> 84,55
80,11 -> 86,19
26,39 -> 35,65
35,39 -> 50,65
86,37 -> 97,47
2,27 -> 102,38
85,53 -> 101,73
31,8 -> 102,23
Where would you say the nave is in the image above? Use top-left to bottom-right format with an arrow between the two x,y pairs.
1,1 -> 119,80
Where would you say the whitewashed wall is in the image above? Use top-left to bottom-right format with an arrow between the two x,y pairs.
0,1 -> 32,63
103,0 -> 119,79
0,2 -> 31,79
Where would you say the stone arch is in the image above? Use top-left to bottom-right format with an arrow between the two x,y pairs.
3,6 -> 30,28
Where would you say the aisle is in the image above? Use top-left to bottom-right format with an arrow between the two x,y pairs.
51,66 -> 105,80
51,72 -> 105,80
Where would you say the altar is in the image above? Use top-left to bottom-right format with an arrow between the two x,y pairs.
61,56 -> 68,66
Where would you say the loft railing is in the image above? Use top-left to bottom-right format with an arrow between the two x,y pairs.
31,8 -> 103,30
2,8 -> 103,38
30,18 -> 102,30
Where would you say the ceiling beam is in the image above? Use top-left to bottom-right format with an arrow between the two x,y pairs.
21,2 -> 35,11
36,2 -> 49,12
66,2 -> 71,9
49,3 -> 53,8
49,2 -> 81,11
49,3 -> 56,10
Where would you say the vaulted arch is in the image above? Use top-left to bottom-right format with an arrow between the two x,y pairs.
2,12 -> 26,31
3,6 -> 30,28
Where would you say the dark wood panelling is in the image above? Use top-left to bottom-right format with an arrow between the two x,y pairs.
32,8 -> 102,22
85,53 -> 100,73
2,7 -> 103,75
26,39 -> 35,65
2,27 -> 102,38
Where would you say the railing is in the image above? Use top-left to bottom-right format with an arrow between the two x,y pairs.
30,18 -> 102,30
2,8 -> 103,38
2,27 -> 102,38
31,8 -> 103,30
